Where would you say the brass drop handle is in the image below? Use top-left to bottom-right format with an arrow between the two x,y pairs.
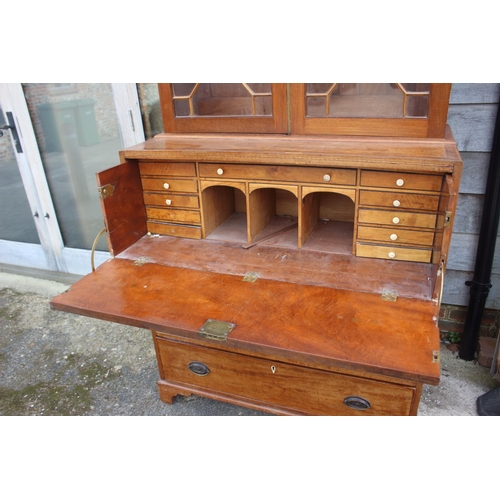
344,396 -> 371,410
188,361 -> 210,376
163,182 -> 170,190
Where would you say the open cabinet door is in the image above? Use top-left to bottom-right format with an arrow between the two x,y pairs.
96,162 -> 147,257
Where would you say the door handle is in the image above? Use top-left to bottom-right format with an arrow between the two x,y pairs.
0,111 -> 23,153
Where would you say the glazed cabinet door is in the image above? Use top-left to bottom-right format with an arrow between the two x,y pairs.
289,83 -> 451,138
158,83 -> 288,134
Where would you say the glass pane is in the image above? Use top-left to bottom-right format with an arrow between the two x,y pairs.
172,83 -> 273,117
22,83 -> 122,251
0,106 -> 40,244
305,83 -> 430,119
137,84 -> 164,138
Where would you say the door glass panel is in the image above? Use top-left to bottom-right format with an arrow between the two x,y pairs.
137,84 -> 164,140
22,84 -> 122,251
305,83 -> 430,118
171,83 -> 273,117
0,106 -> 40,243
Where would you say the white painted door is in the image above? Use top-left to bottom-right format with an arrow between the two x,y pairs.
0,83 -> 145,275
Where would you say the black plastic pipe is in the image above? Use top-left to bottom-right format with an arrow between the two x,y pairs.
459,94 -> 500,360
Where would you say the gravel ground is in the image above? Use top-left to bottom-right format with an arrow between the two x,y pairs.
1,270 -> 499,416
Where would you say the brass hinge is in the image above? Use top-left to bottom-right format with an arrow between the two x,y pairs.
381,289 -> 398,302
444,211 -> 453,227
199,319 -> 236,342
98,183 -> 115,199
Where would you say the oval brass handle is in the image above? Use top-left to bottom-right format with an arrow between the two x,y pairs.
188,361 -> 210,376
344,396 -> 371,410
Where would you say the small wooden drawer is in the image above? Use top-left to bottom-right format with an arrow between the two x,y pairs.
156,338 -> 415,416
139,162 -> 196,177
199,163 -> 356,185
361,171 -> 443,192
358,209 -> 437,229
143,193 -> 199,209
146,221 -> 202,239
141,178 -> 198,193
359,190 -> 440,211
356,243 -> 432,263
357,226 -> 435,246
146,207 -> 201,225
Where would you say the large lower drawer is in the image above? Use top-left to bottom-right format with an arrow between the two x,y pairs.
199,163 -> 356,185
156,337 -> 416,416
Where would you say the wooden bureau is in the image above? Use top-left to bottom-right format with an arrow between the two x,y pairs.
50,83 -> 462,415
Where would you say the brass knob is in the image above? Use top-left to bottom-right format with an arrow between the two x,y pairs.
392,217 -> 400,224
393,200 -> 401,207
323,174 -> 331,182
390,233 -> 398,241
163,182 -> 170,189
217,168 -> 224,175
388,252 -> 396,259
396,178 -> 404,187
166,199 -> 172,206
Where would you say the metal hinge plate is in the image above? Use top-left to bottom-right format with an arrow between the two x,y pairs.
381,289 -> 398,302
98,184 -> 115,199
198,319 -> 236,342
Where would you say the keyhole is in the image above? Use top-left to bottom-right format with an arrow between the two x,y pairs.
271,365 -> 276,374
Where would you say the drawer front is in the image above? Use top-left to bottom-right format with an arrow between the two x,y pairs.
358,209 -> 437,229
157,338 -> 415,416
143,193 -> 199,209
357,226 -> 435,246
356,243 -> 432,263
361,171 -> 443,191
141,178 -> 198,193
199,163 -> 356,185
146,207 -> 201,225
359,190 -> 440,211
146,222 -> 202,239
139,162 -> 196,177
